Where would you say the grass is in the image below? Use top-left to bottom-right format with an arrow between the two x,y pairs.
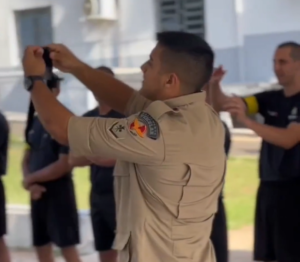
3,141 -> 91,210
224,157 -> 259,229
3,141 -> 259,230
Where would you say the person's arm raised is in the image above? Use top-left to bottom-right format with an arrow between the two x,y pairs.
47,44 -> 150,115
72,63 -> 134,114
209,66 -> 228,112
21,45 -> 152,146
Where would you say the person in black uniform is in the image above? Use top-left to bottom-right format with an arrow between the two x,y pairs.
204,73 -> 231,262
21,76 -> 81,262
70,66 -> 123,262
0,112 -> 10,262
210,122 -> 230,262
211,42 -> 300,262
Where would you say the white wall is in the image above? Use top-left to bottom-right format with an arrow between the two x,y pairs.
241,0 -> 300,83
205,0 -> 300,49
0,0 -> 14,67
204,0 -> 239,50
2,0 -> 300,111
118,0 -> 157,67
204,0 -> 243,83
243,0 -> 300,36
0,0 -> 157,69
204,0 -> 300,83
0,0 -> 155,114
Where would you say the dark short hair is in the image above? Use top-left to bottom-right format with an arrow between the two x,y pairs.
156,31 -> 214,93
277,41 -> 300,60
96,66 -> 114,76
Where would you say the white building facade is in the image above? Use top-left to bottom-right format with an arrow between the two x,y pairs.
0,0 -> 300,114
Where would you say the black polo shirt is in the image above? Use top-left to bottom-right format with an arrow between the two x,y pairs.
27,116 -> 71,181
83,108 -> 124,195
0,112 -> 9,176
223,122 -> 231,156
245,90 -> 300,181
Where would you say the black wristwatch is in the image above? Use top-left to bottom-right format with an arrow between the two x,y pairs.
24,76 -> 45,91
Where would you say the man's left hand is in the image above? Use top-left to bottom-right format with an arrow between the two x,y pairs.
223,97 -> 248,124
22,46 -> 46,76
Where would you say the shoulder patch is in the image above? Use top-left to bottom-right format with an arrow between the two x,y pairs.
129,112 -> 160,140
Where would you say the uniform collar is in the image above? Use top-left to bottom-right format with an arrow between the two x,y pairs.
164,91 -> 206,108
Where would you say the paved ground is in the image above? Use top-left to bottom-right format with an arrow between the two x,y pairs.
11,227 -> 254,262
11,250 -> 253,262
230,135 -> 260,157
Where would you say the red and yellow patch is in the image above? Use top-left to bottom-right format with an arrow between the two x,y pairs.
129,118 -> 147,138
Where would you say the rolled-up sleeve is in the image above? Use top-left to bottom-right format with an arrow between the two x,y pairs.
67,114 -> 164,165
124,91 -> 152,116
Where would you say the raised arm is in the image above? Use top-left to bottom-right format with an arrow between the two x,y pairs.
21,46 -> 151,145
209,66 -> 229,112
47,44 -> 151,116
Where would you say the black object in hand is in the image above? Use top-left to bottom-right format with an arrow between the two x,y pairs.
24,47 -> 63,146
42,47 -> 53,81
42,47 -> 52,69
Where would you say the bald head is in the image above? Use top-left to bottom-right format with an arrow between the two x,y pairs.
277,41 -> 300,61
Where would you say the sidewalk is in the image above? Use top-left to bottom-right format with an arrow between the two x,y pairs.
11,227 -> 254,262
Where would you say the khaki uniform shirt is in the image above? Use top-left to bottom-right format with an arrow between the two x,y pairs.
68,91 -> 226,262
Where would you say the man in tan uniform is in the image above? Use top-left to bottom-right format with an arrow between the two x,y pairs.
22,32 -> 226,262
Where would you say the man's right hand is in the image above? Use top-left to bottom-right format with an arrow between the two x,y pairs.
28,184 -> 46,200
47,44 -> 84,73
206,65 -> 227,112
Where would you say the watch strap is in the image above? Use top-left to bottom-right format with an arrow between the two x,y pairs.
24,76 -> 45,91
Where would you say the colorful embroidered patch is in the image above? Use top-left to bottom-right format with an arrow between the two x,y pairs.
129,112 -> 159,140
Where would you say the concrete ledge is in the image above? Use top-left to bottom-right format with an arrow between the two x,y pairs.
5,205 -> 95,254
4,112 -> 27,122
230,128 -> 255,136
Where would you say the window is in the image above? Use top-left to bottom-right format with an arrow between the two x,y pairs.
15,7 -> 53,57
158,0 -> 205,38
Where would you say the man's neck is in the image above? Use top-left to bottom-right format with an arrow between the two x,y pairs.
283,83 -> 300,97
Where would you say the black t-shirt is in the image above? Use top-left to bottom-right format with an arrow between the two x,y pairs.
220,122 -> 231,197
27,116 -> 71,183
0,112 -> 9,176
250,90 -> 300,181
223,122 -> 231,156
83,108 -> 124,195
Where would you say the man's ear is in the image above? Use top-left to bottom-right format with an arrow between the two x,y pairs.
164,73 -> 181,92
